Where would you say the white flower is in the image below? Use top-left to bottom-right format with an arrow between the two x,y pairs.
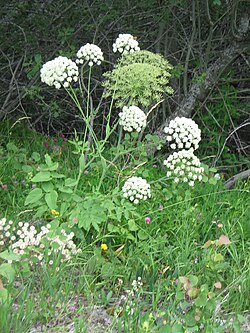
119,106 -> 147,132
40,56 -> 79,89
163,149 -> 204,186
76,43 -> 104,66
122,176 -> 151,204
113,34 -> 140,54
164,117 -> 201,151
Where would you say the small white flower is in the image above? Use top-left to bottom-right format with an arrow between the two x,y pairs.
113,34 -> 140,54
41,56 -> 79,89
119,105 -> 147,132
122,176 -> 150,204
164,149 -> 204,187
76,43 -> 104,66
164,117 -> 201,151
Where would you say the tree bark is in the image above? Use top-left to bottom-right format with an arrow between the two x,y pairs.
154,14 -> 249,139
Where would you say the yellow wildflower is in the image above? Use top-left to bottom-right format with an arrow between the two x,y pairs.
51,209 -> 60,217
101,243 -> 108,251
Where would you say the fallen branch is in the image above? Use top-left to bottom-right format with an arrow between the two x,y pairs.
224,169 -> 250,189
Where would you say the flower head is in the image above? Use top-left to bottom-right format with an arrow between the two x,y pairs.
113,34 -> 140,55
40,56 -> 79,89
51,209 -> 60,217
119,105 -> 147,132
145,216 -> 151,224
101,243 -> 108,251
164,149 -> 204,186
164,117 -> 201,151
76,43 -> 104,66
122,176 -> 151,204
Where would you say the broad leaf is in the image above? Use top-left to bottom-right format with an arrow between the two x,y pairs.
25,188 -> 43,205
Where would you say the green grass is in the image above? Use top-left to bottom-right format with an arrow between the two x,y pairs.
0,122 -> 249,333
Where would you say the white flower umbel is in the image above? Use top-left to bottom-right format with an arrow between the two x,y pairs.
40,56 -> 79,89
76,43 -> 104,67
113,34 -> 140,55
11,222 -> 80,265
119,105 -> 147,132
164,149 -> 204,186
0,218 -> 16,247
164,117 -> 201,151
122,176 -> 151,204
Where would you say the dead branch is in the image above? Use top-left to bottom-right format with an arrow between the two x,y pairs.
224,169 -> 250,189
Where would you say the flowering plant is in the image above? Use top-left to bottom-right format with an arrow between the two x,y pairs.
164,117 -> 201,151
76,43 -> 104,66
163,149 -> 204,187
113,34 -> 140,54
40,56 -> 78,89
119,106 -> 147,132
122,176 -> 151,204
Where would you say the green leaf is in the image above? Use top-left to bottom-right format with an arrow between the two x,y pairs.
45,154 -> 52,166
34,205 -> 48,218
25,188 -> 43,205
159,324 -> 171,333
0,251 -> 21,261
31,171 -> 51,182
31,152 -> 41,162
51,172 -> 65,178
0,263 -> 16,283
65,178 -> 78,187
195,293 -> 207,307
58,186 -> 73,194
172,323 -> 184,333
128,220 -> 139,231
42,182 -> 54,192
138,230 -> 148,240
45,190 -> 58,209
188,275 -> 199,287
22,165 -> 33,173
0,288 -> 8,303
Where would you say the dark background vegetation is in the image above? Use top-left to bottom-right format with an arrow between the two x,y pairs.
0,0 -> 249,174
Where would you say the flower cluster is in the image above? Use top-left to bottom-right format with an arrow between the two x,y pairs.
0,218 -> 16,247
119,105 -> 147,132
164,117 -> 201,151
76,43 -> 104,67
8,221 -> 80,265
40,56 -> 79,89
113,34 -> 140,54
163,150 -> 204,187
122,176 -> 151,204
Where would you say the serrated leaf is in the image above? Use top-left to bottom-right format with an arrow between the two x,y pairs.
31,171 -> 51,182
45,190 -> 58,209
25,188 -> 43,205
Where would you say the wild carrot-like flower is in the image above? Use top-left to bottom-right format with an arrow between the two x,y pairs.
119,105 -> 147,132
122,176 -> 151,204
40,56 -> 79,89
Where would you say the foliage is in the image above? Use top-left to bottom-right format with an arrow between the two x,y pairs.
103,50 -> 174,108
